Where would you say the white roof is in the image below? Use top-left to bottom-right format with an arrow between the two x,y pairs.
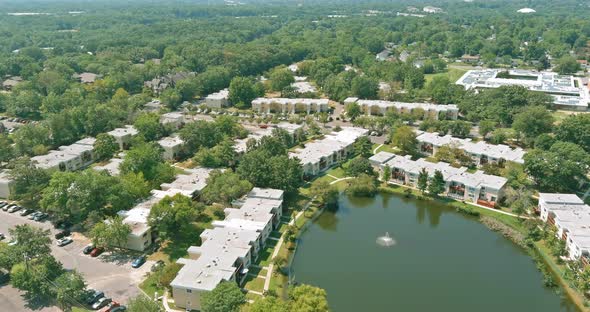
159,167 -> 215,196
449,170 -> 508,190
356,100 -> 458,112
248,187 -> 284,200
108,125 -> 138,138
291,81 -> 316,93
539,193 -> 585,205
234,123 -> 303,153
369,151 -> 396,165
290,127 -> 368,165
31,137 -> 96,169
170,257 -> 235,291
416,131 -> 525,163
252,98 -> 329,106
517,8 -> 536,13
206,88 -> 229,100
93,157 -> 124,176
158,135 -> 185,148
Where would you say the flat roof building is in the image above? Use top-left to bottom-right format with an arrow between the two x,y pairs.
252,98 -> 329,114
348,99 -> 458,120
0,170 -> 14,199
416,131 -> 525,165
93,156 -> 124,176
158,135 -> 185,160
290,127 -> 368,176
31,137 -> 96,171
160,112 -> 185,129
204,89 -> 230,109
456,69 -> 589,111
234,123 -> 304,154
107,125 -> 138,150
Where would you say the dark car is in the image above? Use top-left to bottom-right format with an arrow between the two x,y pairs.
0,233 -> 5,240
131,255 -> 146,268
0,268 -> 9,285
34,213 -> 48,221
83,244 -> 95,255
19,209 -> 33,216
90,247 -> 104,257
55,229 -> 71,239
110,306 -> 126,312
85,289 -> 104,305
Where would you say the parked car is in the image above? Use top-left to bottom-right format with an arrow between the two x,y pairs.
0,201 -> 8,209
7,205 -> 21,213
92,297 -> 112,310
2,204 -> 15,211
83,244 -> 95,255
57,237 -> 73,247
19,209 -> 33,216
110,306 -> 126,312
0,233 -> 5,240
34,213 -> 48,221
85,289 -> 104,305
55,229 -> 71,239
131,255 -> 146,268
28,211 -> 41,220
90,247 -> 104,257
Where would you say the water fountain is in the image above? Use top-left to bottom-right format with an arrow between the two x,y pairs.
376,232 -> 396,247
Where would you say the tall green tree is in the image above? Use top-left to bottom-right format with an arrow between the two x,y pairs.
94,133 -> 119,161
201,170 -> 253,205
354,136 -> 373,158
89,216 -> 132,250
229,76 -> 257,109
417,168 -> 429,194
149,194 -> 202,239
127,295 -> 162,312
269,68 -> 294,92
428,170 -> 446,196
391,125 -> 417,156
201,281 -> 245,312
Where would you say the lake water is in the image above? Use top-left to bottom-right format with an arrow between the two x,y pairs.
291,192 -> 578,312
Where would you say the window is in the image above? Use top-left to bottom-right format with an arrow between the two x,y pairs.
187,289 -> 192,293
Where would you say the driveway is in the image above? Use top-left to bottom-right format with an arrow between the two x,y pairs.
0,210 -> 153,311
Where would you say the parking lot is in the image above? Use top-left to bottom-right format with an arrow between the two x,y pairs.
0,208 -> 153,311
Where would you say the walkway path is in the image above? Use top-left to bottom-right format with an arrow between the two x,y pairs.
330,177 -> 353,185
263,201 -> 313,292
162,291 -> 181,312
373,143 -> 383,154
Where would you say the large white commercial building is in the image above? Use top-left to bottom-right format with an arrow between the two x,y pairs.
290,127 -> 369,176
370,151 -> 507,206
252,98 -> 329,114
171,187 -> 284,311
107,125 -> 138,150
345,98 -> 459,120
416,131 -> 525,165
456,69 -> 589,111
538,193 -> 590,262
31,137 -> 96,171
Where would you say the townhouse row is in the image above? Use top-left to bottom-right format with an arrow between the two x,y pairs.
538,193 -> 590,262
170,187 -> 285,311
370,151 -> 507,207
116,167 -> 216,251
344,98 -> 459,120
416,131 -> 526,165
289,127 -> 369,177
252,98 -> 330,114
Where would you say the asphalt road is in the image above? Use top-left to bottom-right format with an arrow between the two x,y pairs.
0,210 -> 153,311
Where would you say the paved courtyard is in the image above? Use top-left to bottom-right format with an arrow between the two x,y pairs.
0,210 -> 153,311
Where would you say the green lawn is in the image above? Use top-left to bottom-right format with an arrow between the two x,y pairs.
139,271 -> 165,298
243,277 -> 266,292
425,68 -> 468,84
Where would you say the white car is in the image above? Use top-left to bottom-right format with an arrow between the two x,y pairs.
57,237 -> 73,247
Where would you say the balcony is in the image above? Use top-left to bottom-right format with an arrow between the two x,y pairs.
477,199 -> 496,208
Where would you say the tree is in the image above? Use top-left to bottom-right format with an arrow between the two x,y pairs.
353,136 -> 373,158
54,271 -> 87,312
229,76 -> 257,109
351,76 -> 378,99
346,174 -> 377,197
512,106 -> 554,144
120,142 -> 174,186
160,88 -> 182,110
94,133 -> 119,161
417,168 -> 429,194
149,194 -> 202,239
391,125 -> 417,156
289,284 -> 329,312
524,141 -> 590,192
344,102 -> 362,120
193,139 -> 236,168
478,120 -> 497,138
201,170 -> 253,205
237,149 -> 302,194
127,295 -> 162,312
201,281 -> 245,312
8,224 -> 52,261
346,157 -> 374,177
134,113 -> 165,141
555,55 -> 581,74
310,179 -> 338,208
382,165 -> 391,182
249,296 -> 290,312
179,120 -> 223,154
89,216 -> 132,250
10,255 -> 64,301
8,157 -> 51,205
427,170 -> 446,196
318,112 -> 329,127
534,134 -> 556,150
555,114 -> 590,152
269,68 -> 294,92
428,76 -> 464,104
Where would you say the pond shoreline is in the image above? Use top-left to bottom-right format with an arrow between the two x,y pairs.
285,182 -> 586,312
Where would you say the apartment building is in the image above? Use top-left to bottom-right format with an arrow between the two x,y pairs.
31,137 -> 96,171
347,98 -> 458,120
252,98 -> 329,114
158,135 -> 185,160
107,126 -> 138,150
204,89 -> 230,108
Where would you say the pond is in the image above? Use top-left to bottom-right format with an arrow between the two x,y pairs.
291,192 -> 578,312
